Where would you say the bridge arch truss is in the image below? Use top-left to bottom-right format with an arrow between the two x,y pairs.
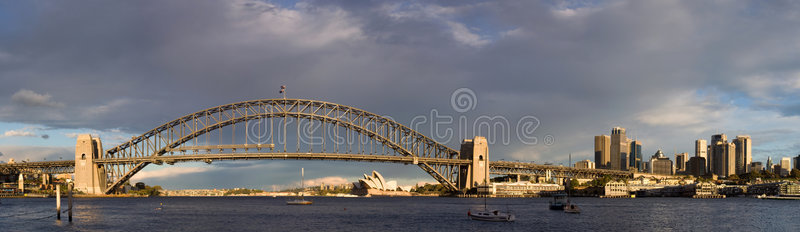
102,99 -> 462,194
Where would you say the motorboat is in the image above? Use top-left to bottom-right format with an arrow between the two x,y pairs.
549,193 -> 568,210
286,199 -> 313,205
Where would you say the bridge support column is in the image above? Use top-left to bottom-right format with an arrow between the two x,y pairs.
42,174 -> 49,187
18,173 -> 24,192
458,136 -> 489,190
74,134 -> 107,194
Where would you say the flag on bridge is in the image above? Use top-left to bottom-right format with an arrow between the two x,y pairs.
280,85 -> 286,94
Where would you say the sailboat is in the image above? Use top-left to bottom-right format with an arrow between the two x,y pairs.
468,196 -> 515,222
286,168 -> 313,205
563,177 -> 580,214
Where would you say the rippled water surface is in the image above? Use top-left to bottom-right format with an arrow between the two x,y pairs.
0,196 -> 797,231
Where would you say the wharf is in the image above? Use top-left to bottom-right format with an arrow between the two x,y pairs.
692,195 -> 726,199
599,195 -> 633,198
759,196 -> 800,200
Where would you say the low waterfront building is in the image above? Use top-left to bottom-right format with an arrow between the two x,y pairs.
747,181 -> 800,196
488,182 -> 563,196
692,182 -> 725,198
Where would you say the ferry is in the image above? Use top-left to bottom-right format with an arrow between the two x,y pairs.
549,193 -> 568,210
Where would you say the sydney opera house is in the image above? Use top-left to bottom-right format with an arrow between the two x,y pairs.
351,170 -> 411,196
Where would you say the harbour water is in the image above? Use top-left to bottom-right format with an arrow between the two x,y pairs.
0,197 -> 797,231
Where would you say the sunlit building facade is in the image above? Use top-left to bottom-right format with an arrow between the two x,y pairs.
595,135 -> 611,169
610,127 -> 630,171
733,135 -> 752,174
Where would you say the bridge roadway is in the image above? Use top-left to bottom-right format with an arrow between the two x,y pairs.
1,154 -> 632,179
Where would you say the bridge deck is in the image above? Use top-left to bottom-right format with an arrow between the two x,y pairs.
2,158 -> 632,179
94,153 -> 471,166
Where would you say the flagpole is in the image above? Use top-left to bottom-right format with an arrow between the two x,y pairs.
280,85 -> 287,152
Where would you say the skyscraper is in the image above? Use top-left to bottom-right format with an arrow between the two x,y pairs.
675,152 -> 688,173
695,139 -> 707,159
709,134 -> 727,174
766,156 -> 773,172
780,157 -> 791,176
748,162 -> 763,173
733,135 -> 752,174
630,140 -> 643,172
610,127 -> 630,171
794,154 -> 800,171
710,134 -> 736,177
687,156 -> 707,177
594,135 -> 611,169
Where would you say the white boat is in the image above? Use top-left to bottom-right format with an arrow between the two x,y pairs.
468,198 -> 515,222
286,199 -> 313,205
287,168 -> 313,205
468,209 -> 515,222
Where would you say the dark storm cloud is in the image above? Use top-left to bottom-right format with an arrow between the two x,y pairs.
2,0 -> 800,188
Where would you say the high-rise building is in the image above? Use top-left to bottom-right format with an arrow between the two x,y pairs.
710,134 -> 736,177
594,135 -> 611,169
610,127 -> 630,171
733,135 -> 752,174
794,154 -> 800,171
675,152 -> 688,173
687,156 -> 707,177
723,142 -> 736,177
748,162 -> 763,173
766,157 -> 773,172
695,139 -> 707,159
575,160 -> 595,169
630,140 -> 643,172
649,150 -> 673,175
709,134 -> 727,174
780,157 -> 791,176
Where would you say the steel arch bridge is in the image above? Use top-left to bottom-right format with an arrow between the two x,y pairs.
96,99 -> 468,194
0,98 -> 633,194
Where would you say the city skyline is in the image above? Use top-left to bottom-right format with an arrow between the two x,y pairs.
593,126 -> 799,178
3,1 -> 800,189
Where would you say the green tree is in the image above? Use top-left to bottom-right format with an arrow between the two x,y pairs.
224,188 -> 264,196
763,170 -> 777,179
790,169 -> 800,179
588,175 -> 613,187
131,184 -> 162,196
744,170 -> 761,180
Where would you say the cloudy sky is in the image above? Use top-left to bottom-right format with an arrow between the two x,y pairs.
2,0 -> 800,190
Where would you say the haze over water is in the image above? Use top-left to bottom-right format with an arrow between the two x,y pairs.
1,197 -> 797,231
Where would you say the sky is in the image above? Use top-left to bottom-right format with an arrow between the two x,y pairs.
2,0 -> 800,190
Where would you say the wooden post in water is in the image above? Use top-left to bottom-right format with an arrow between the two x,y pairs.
68,182 -> 73,222
56,184 -> 61,220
